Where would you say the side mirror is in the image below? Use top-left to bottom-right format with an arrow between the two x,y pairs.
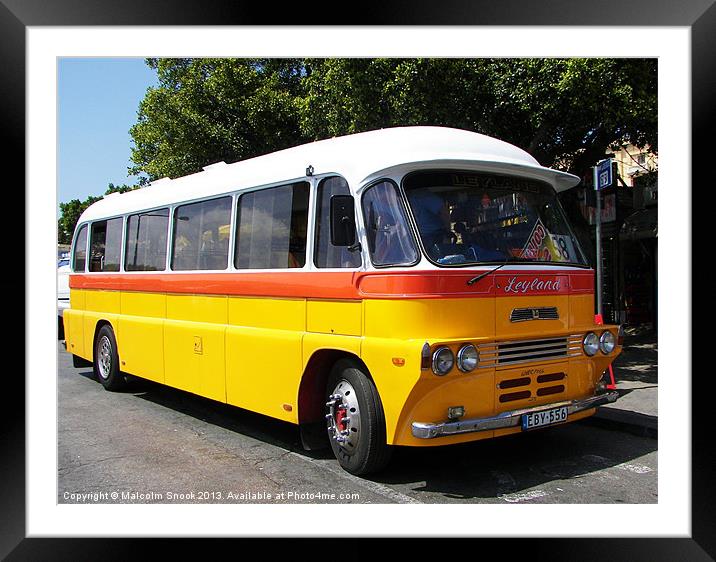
330,195 -> 356,247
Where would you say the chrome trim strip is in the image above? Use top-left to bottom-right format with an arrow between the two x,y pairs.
492,342 -> 569,354
411,391 -> 618,439
472,334 -> 586,368
477,353 -> 582,368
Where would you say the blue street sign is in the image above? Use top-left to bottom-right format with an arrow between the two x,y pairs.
596,159 -> 613,191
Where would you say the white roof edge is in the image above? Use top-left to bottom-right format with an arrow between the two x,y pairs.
77,126 -> 581,223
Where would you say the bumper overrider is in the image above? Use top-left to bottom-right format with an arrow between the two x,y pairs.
411,390 -> 619,439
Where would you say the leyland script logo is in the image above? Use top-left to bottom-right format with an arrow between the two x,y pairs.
504,276 -> 563,294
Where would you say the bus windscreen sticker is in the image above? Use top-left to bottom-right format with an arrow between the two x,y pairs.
520,219 -> 571,263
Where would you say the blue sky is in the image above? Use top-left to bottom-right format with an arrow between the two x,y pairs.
58,58 -> 158,209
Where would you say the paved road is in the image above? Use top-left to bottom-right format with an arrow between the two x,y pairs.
58,342 -> 657,505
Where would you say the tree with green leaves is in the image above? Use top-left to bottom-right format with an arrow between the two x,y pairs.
129,58 -> 307,184
128,57 -> 656,183
298,58 -> 657,179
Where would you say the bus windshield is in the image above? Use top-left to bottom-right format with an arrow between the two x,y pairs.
403,170 -> 588,267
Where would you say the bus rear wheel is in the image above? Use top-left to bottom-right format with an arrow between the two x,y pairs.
325,360 -> 392,476
94,324 -> 126,391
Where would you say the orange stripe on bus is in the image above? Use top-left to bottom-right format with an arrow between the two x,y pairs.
69,269 -> 594,299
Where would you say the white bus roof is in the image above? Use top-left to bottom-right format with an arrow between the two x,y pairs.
78,126 -> 580,223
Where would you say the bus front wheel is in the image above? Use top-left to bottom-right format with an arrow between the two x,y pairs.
325,360 -> 392,475
94,324 -> 126,391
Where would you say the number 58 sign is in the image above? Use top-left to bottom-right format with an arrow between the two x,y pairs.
596,159 -> 613,191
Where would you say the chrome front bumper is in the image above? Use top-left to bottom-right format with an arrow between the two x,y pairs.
411,391 -> 619,439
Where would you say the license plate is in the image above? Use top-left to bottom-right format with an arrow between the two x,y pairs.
521,406 -> 568,430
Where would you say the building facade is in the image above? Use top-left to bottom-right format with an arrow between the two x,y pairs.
559,144 -> 657,330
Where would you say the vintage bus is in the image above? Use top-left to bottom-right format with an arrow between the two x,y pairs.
63,126 -> 620,475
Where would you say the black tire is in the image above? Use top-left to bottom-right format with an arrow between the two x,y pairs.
93,324 -> 126,391
325,359 -> 392,475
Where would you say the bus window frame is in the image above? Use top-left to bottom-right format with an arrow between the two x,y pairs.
313,175 -> 363,270
233,180 -> 313,272
170,194 -> 234,272
71,173 -> 372,276
360,177 -> 421,269
124,206 -> 171,273
83,214 -> 127,274
71,222 -> 89,273
399,168 -> 592,270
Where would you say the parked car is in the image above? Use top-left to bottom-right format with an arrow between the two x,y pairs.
58,261 -> 70,339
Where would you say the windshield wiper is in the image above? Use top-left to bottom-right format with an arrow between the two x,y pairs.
466,256 -> 525,286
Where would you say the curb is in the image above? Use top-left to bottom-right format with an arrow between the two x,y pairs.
582,407 -> 658,439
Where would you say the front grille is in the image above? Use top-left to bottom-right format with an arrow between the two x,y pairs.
510,306 -> 559,322
497,371 -> 567,403
478,335 -> 583,368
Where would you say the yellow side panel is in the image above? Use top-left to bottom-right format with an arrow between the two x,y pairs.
302,333 -> 362,368
82,313 -> 120,361
116,292 -> 166,383
69,288 -> 85,311
81,291 -> 122,359
359,336 -> 424,444
364,298 -> 495,340
117,316 -> 165,383
166,294 -> 228,324
84,290 -> 121,314
64,308 -> 85,358
164,319 -> 226,402
164,295 -> 228,402
228,297 -> 305,331
306,300 -> 362,336
121,291 -> 166,318
226,326 -> 303,423
225,297 -> 306,421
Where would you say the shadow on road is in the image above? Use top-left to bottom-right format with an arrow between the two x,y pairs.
93,371 -> 657,501
65,334 -> 656,503
114,374 -> 336,461
611,333 -> 658,384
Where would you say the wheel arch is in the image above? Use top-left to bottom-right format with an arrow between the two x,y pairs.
297,349 -> 373,425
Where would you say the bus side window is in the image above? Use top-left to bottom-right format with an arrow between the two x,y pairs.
314,177 -> 361,269
125,208 -> 169,271
89,218 -> 122,272
235,182 -> 309,270
362,181 -> 419,266
172,197 -> 232,271
72,224 -> 88,272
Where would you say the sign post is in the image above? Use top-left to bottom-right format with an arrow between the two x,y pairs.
593,158 -> 613,317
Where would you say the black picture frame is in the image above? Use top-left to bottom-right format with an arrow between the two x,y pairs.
8,1 -> 706,559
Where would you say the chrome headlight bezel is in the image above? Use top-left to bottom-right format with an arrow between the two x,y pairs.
599,331 -> 616,354
583,332 -> 599,356
456,344 -> 479,372
431,346 -> 454,376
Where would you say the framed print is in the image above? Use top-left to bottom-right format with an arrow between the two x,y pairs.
8,0 -> 708,559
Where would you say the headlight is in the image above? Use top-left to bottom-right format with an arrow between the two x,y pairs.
599,331 -> 616,354
456,344 -> 479,372
583,332 -> 599,356
432,346 -> 454,375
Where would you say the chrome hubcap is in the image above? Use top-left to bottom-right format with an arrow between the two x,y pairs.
326,380 -> 361,455
97,335 -> 112,380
